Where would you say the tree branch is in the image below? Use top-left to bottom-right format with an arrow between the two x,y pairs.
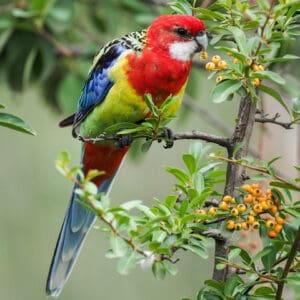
213,95 -> 257,282
78,129 -> 230,148
255,113 -> 295,129
276,225 -> 300,300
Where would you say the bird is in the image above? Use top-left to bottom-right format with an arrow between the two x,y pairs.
46,14 -> 207,297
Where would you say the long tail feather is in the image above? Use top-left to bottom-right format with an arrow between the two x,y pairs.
46,143 -> 129,297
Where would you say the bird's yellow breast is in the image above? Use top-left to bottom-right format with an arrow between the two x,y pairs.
81,52 -> 186,138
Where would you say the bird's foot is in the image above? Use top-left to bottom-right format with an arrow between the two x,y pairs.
157,127 -> 174,149
115,134 -> 133,148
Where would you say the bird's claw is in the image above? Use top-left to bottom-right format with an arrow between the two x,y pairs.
160,127 -> 174,149
115,134 -> 133,148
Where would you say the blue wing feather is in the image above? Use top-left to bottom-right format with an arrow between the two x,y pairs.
72,43 -> 126,134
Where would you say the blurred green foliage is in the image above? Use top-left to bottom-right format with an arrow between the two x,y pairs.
0,0 -> 160,113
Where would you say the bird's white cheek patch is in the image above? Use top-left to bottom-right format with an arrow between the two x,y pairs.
169,41 -> 198,62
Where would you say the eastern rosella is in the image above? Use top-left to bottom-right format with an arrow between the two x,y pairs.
46,14 -> 207,297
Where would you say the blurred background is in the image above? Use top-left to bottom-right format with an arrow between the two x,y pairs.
0,0 -> 299,299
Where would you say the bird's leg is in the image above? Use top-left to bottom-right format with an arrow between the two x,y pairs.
114,134 -> 133,148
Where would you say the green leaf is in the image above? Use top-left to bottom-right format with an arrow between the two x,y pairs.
0,104 -> 5,109
224,274 -> 242,297
228,26 -> 249,56
117,250 -> 143,275
252,246 -> 273,264
85,169 -> 105,182
265,54 -> 300,63
178,200 -> 189,217
182,243 -> 208,259
212,80 -> 243,103
169,0 -> 192,15
254,286 -> 275,296
0,112 -> 36,135
183,154 -> 196,174
284,208 -> 300,218
270,181 -> 300,192
165,166 -> 189,183
228,248 -> 241,261
84,181 -> 98,195
141,140 -> 152,153
252,71 -> 285,85
261,245 -> 277,273
216,263 -> 226,270
165,195 -> 177,209
106,236 -> 128,258
152,261 -> 166,279
120,200 -> 143,210
163,260 -> 178,276
259,85 -> 290,115
286,273 -> 300,285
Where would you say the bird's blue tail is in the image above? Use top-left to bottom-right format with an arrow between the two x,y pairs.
46,142 -> 129,297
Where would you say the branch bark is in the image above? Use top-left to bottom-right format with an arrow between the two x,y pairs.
212,95 -> 256,282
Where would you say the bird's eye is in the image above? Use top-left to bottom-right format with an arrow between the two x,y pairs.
175,27 -> 189,38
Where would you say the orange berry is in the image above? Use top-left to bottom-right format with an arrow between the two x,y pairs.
266,200 -> 274,208
258,197 -> 267,202
252,188 -> 262,197
268,230 -> 278,238
237,203 -> 247,213
233,58 -> 240,64
251,78 -> 260,87
261,201 -> 269,211
215,76 -> 224,84
246,215 -> 255,225
226,220 -> 235,230
241,184 -> 254,194
241,222 -> 249,230
244,194 -> 253,204
231,207 -> 239,217
208,206 -> 217,216
195,209 -> 206,215
199,51 -> 208,60
266,220 -> 275,228
223,195 -> 233,203
270,205 -> 278,215
205,62 -> 215,71
219,201 -> 230,211
253,204 -> 263,214
235,223 -> 242,230
251,63 -> 259,71
275,216 -> 285,225
218,60 -> 227,69
251,183 -> 260,189
253,221 -> 260,229
266,189 -> 272,197
211,55 -> 221,64
274,224 -> 283,233
258,64 -> 265,71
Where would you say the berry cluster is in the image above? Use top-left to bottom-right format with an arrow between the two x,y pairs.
201,51 -> 265,88
195,183 -> 286,239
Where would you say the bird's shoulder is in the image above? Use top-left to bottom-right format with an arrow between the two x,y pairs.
90,29 -> 147,72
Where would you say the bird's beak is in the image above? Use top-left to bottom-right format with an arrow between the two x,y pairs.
195,31 -> 208,52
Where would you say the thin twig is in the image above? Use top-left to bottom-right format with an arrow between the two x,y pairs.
255,113 -> 294,129
211,155 -> 300,192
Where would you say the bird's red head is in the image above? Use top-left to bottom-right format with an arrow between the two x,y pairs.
146,15 -> 207,62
